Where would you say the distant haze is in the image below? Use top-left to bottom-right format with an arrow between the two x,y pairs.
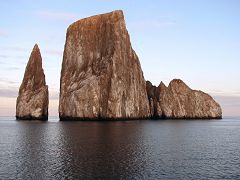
0,0 -> 239,117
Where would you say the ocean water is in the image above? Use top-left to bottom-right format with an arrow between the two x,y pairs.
0,117 -> 239,179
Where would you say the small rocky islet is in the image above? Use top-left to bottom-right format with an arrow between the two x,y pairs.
16,10 -> 222,120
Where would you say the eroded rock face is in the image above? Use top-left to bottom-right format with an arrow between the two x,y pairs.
59,10 -> 150,120
16,44 -> 48,120
150,79 -> 222,119
146,81 -> 162,118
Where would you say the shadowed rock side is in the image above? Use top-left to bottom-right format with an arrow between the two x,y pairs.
146,81 -> 162,118
59,10 -> 150,120
16,44 -> 48,120
146,79 -> 222,119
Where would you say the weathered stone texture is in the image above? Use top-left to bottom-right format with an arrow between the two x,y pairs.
146,79 -> 222,119
59,10 -> 150,120
16,44 -> 48,120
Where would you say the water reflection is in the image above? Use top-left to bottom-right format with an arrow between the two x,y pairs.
10,121 -> 151,179
55,121 -> 150,179
0,119 -> 240,179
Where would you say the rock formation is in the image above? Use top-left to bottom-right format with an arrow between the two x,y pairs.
146,81 -> 162,118
146,79 -> 222,119
16,44 -> 48,120
59,10 -> 150,120
58,10 -> 222,120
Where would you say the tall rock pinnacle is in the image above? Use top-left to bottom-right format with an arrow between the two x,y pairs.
59,10 -> 150,120
16,44 -> 48,120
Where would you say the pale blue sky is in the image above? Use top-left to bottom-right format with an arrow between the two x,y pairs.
0,0 -> 239,116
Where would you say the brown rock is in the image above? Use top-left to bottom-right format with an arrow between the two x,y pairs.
16,44 -> 48,120
158,79 -> 222,119
146,81 -> 162,118
59,10 -> 150,120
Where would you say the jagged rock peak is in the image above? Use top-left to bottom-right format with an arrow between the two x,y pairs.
33,43 -> 39,50
19,43 -> 46,92
146,79 -> 222,119
16,44 -> 48,120
59,10 -> 150,120
159,79 -> 222,119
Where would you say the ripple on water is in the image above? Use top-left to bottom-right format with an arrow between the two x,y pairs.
0,119 -> 240,179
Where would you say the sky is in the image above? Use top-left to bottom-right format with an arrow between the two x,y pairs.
0,0 -> 239,117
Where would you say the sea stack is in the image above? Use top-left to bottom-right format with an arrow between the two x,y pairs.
146,79 -> 222,119
59,10 -> 150,120
16,44 -> 48,120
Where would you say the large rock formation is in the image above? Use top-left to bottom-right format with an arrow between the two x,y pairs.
58,10 -> 222,120
59,10 -> 150,120
146,79 -> 222,119
16,44 -> 48,120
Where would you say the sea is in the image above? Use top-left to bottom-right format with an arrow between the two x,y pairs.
0,117 -> 239,179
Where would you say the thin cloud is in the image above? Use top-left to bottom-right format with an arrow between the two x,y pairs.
0,30 -> 8,37
0,55 -> 8,58
5,67 -> 20,71
0,77 -> 18,85
0,86 -> 59,100
214,95 -> 240,106
0,54 -> 27,60
35,10 -> 78,21
44,49 -> 62,56
214,95 -> 240,117
0,88 -> 18,98
210,90 -> 240,97
129,19 -> 176,30
42,33 -> 64,43
15,55 -> 28,59
0,46 -> 26,52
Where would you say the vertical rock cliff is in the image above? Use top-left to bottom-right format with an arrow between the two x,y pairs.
146,79 -> 222,119
16,44 -> 48,120
59,10 -> 150,120
146,81 -> 162,118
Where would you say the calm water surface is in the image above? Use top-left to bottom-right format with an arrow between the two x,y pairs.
0,117 -> 240,179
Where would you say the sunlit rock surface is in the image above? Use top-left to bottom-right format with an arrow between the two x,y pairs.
16,44 -> 48,120
59,10 -> 150,120
146,79 -> 222,119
